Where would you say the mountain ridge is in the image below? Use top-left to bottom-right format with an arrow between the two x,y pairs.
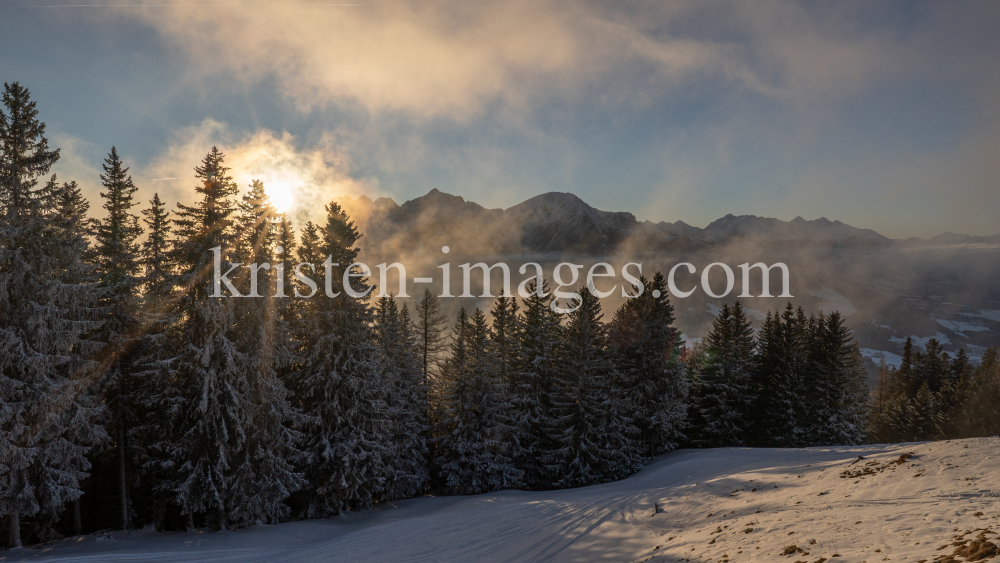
902,231 -> 1000,246
335,189 -> 898,254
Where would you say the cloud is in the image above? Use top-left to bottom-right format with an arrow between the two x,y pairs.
138,119 -> 374,224
119,0 -> 574,118
48,131 -> 104,210
46,1 -> 997,239
49,119 -> 371,227
115,0 -> 907,120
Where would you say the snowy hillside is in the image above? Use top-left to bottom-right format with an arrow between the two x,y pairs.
9,438 -> 999,563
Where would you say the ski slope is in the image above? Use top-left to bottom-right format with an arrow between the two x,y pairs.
6,437 -> 998,563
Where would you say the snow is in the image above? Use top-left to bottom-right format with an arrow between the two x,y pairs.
10,438 -> 1000,563
681,334 -> 703,346
808,287 -> 857,316
860,348 -> 904,368
936,318 -> 991,336
889,332 -> 953,348
961,309 -> 1000,323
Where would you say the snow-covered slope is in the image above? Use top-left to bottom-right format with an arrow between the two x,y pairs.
10,438 -> 999,563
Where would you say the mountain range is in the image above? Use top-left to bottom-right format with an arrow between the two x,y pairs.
902,232 -> 1000,246
336,189 -> 911,255
332,189 -> 1000,376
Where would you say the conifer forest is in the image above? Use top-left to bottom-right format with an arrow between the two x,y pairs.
2,82 -> 999,550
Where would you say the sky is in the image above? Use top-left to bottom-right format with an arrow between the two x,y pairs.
1,0 -> 998,239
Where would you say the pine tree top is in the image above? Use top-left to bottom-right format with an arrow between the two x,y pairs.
0,82 -> 60,224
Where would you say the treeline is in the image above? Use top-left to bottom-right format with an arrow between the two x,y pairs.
687,302 -> 870,448
869,338 -> 1000,442
2,82 -> 993,549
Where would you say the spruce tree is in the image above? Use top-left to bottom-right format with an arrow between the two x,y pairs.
296,220 -> 322,265
951,347 -> 999,438
867,360 -> 906,443
414,288 -> 448,384
92,146 -> 144,530
287,201 -> 390,516
50,179 -> 94,241
802,312 -> 868,446
489,296 -> 520,388
375,296 -> 430,500
0,82 -> 106,546
128,193 -> 175,531
510,280 -> 561,489
909,381 -> 941,441
839,343 -> 871,444
748,304 -> 803,447
165,147 -> 249,530
414,288 -> 449,449
551,289 -> 640,487
139,193 -> 173,302
274,214 -> 296,299
608,273 -> 686,457
226,180 -> 303,528
433,309 -> 519,493
488,296 -> 520,469
688,302 -> 755,447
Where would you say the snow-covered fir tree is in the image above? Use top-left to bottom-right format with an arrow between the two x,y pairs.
125,192 -> 177,532
510,280 -> 561,489
286,201 -> 390,516
747,305 -> 803,447
550,289 -> 640,488
687,301 -> 754,447
90,146 -> 145,530
295,220 -> 321,266
487,295 -> 520,474
140,193 -> 172,298
489,296 -> 520,389
164,147 -> 252,530
608,273 -> 687,457
434,308 -> 520,494
0,82 -> 107,547
802,312 -> 868,446
374,296 -> 430,500
225,180 -> 303,528
414,288 -> 448,385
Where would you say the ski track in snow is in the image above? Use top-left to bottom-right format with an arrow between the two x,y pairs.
6,438 -> 999,563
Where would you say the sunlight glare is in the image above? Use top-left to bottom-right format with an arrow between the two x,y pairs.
267,180 -> 296,213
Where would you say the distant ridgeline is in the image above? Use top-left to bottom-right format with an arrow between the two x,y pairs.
3,82 -> 1000,551
333,189 -> 895,256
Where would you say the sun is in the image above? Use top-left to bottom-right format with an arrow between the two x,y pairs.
267,180 -> 296,214
240,166 -> 304,214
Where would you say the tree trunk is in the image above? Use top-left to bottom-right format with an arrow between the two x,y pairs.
118,426 -> 129,529
72,499 -> 82,535
217,500 -> 227,531
8,511 -> 21,549
185,511 -> 194,531
154,494 -> 166,532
